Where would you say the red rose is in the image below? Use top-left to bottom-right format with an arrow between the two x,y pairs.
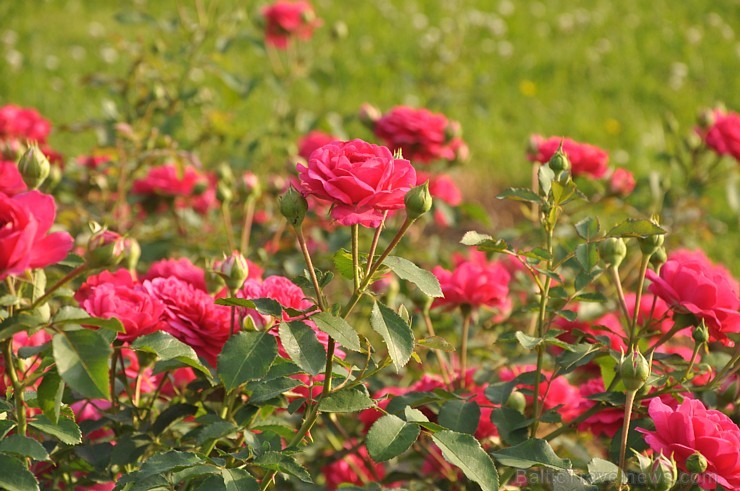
499,365 -> 582,422
374,106 -> 466,164
296,139 -> 416,227
608,167 -> 636,196
417,172 -> 462,206
639,397 -> 740,490
647,250 -> 739,345
262,0 -> 320,49
143,277 -> 232,367
321,442 -> 384,490
132,164 -> 217,214
701,109 -> 740,162
75,269 -> 137,305
0,190 -> 73,280
0,161 -> 27,196
143,257 -> 208,292
298,130 -> 336,161
528,135 -> 609,178
0,104 -> 52,143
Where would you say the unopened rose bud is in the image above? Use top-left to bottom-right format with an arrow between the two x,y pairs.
685,452 -> 708,474
620,350 -> 650,392
358,103 -> 381,128
217,163 -> 235,185
505,391 -> 527,414
216,182 -> 234,203
648,454 -> 678,491
649,247 -> 667,270
241,171 -> 262,198
216,251 -> 249,292
548,145 -> 571,177
404,181 -> 433,221
18,145 -> 51,189
600,238 -> 627,269
445,121 -> 462,142
280,187 -> 308,226
86,229 -> 126,268
638,233 -> 665,257
692,320 -> 709,344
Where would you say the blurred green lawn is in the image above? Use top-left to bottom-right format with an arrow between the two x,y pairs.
1,0 -> 738,268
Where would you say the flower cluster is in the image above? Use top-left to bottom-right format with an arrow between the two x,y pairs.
261,0 -> 321,49
132,163 -> 217,215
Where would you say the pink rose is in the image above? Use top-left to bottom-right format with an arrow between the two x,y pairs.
528,135 -> 609,178
144,277 -> 232,367
143,257 -> 207,292
639,398 -> 740,490
576,378 -> 624,437
262,0 -> 320,49
0,190 -> 73,280
700,109 -> 740,162
75,269 -> 137,305
321,442 -> 385,490
374,106 -> 466,164
417,172 -> 462,206
608,167 -> 636,196
298,130 -> 336,161
296,139 -> 416,227
499,365 -> 582,422
132,164 -> 217,214
79,282 -> 166,343
432,250 -> 511,316
0,104 -> 52,143
0,161 -> 27,196
647,250 -> 739,346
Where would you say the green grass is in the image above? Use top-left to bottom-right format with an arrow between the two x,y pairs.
1,0 -> 738,269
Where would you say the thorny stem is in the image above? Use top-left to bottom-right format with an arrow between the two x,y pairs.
616,390 -> 638,490
30,264 -> 87,310
351,224 -> 361,291
532,226 -> 553,438
294,226 -> 326,311
609,266 -> 632,324
2,340 -> 27,436
364,212 -> 388,277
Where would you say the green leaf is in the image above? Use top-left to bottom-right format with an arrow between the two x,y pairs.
29,414 -> 81,445
52,306 -> 124,332
438,400 -> 480,435
278,321 -> 326,376
0,435 -> 50,461
137,451 -> 202,480
131,331 -> 210,376
370,302 -> 414,372
538,165 -> 555,197
52,330 -> 112,400
460,231 -> 508,253
319,387 -> 374,413
497,187 -> 543,204
432,430 -> 499,491
490,438 -> 571,470
333,248 -> 356,280
247,377 -> 301,403
37,369 -> 64,423
0,454 -> 39,491
587,457 -> 625,484
214,297 -> 283,318
195,421 -> 238,445
417,336 -> 455,352
220,468 -> 259,491
382,256 -> 443,298
151,404 -> 198,435
575,217 -> 601,240
575,243 -> 599,272
490,407 -> 530,445
555,343 -> 601,374
311,312 -> 361,352
606,219 -> 666,238
217,331 -> 277,391
366,414 -> 420,462
552,470 -> 598,491
515,331 -> 542,350
254,451 -> 313,483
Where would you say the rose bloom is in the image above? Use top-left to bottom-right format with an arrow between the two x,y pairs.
499,365 -> 582,422
700,109 -> 740,162
132,164 -> 217,214
432,250 -> 511,317
143,277 -> 232,367
639,397 -> 740,490
0,161 -> 27,196
298,130 -> 336,161
78,282 -> 166,343
528,135 -> 609,178
608,167 -> 636,196
0,104 -> 52,143
321,442 -> 385,490
374,106 -> 467,164
647,249 -> 739,346
576,378 -> 624,437
296,139 -> 416,227
143,257 -> 207,292
417,171 -> 462,206
262,0 -> 320,49
0,190 -> 73,280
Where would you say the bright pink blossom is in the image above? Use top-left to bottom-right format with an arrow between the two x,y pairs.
417,171 -> 462,206
0,104 -> 52,143
374,106 -> 466,164
132,164 -> 217,214
0,161 -> 26,196
0,190 -> 73,280
700,109 -> 740,162
75,269 -> 137,305
321,442 -> 385,490
528,135 -> 609,178
143,258 -> 207,292
298,131 -> 336,161
262,0 -> 320,49
296,139 -> 416,227
499,365 -> 582,422
647,249 -> 739,345
639,397 -> 740,490
609,167 -> 636,196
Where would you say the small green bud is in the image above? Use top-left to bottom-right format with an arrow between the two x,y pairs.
216,182 -> 234,203
216,251 -> 249,292
600,237 -> 627,269
505,391 -> 527,414
192,178 -> 209,196
85,229 -> 126,269
620,350 -> 650,392
548,147 -> 571,175
685,452 -> 708,474
216,163 -> 235,185
280,187 -> 308,226
18,145 -> 51,189
638,233 -> 665,257
692,320 -> 709,344
650,247 -> 667,270
404,181 -> 433,220
648,453 -> 678,491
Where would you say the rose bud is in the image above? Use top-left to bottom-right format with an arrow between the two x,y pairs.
280,187 -> 308,226
599,237 -> 627,269
18,145 -> 51,189
620,350 -> 650,392
215,251 -> 249,292
648,453 -> 678,491
505,391 -> 527,414
404,181 -> 433,221
86,229 -> 126,268
692,320 -> 709,344
638,233 -> 665,257
685,451 -> 708,474
241,171 -> 262,198
548,144 -> 571,177
216,181 -> 234,203
649,246 -> 667,270
358,103 -> 381,128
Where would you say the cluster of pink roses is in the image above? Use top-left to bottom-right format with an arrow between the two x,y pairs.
0,104 -> 61,164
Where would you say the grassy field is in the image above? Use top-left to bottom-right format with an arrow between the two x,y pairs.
2,0 -> 739,268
